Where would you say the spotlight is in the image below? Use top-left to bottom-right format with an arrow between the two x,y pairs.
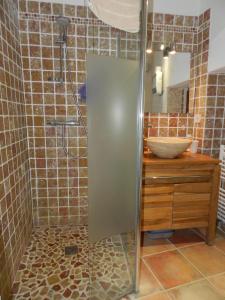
146,48 -> 152,54
146,40 -> 152,54
169,42 -> 176,55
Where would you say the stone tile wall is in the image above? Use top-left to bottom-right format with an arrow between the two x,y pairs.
0,0 -> 32,298
18,0 -> 140,226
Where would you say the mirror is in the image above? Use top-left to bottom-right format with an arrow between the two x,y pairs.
145,50 -> 191,113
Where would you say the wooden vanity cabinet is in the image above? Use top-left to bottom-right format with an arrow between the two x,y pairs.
142,152 -> 220,245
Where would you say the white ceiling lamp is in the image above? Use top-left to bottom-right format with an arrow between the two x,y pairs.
88,0 -> 141,33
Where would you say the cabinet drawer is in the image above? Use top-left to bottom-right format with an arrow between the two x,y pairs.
143,193 -> 173,207
143,168 -> 212,185
143,166 -> 212,178
141,207 -> 172,230
174,182 -> 211,193
143,185 -> 174,195
143,174 -> 211,185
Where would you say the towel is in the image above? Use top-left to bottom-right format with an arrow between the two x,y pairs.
88,0 -> 141,33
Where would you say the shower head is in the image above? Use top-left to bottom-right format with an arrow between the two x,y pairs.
56,16 -> 70,44
56,16 -> 70,27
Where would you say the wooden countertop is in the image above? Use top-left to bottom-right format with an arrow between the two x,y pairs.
143,151 -> 220,166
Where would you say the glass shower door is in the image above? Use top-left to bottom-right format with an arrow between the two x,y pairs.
87,54 -> 141,300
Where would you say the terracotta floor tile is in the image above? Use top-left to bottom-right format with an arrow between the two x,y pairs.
214,238 -> 225,253
141,233 -> 175,256
167,279 -> 224,300
138,291 -> 171,300
169,229 -> 204,248
180,244 -> 225,276
208,273 -> 225,296
138,260 -> 163,297
144,250 -> 202,289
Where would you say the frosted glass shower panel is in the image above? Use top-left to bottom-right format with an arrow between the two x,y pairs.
87,54 -> 140,242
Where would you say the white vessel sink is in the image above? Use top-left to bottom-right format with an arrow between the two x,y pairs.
146,137 -> 192,159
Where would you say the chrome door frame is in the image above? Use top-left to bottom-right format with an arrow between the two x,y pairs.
135,0 -> 148,293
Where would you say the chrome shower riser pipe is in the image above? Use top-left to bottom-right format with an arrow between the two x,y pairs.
56,16 -> 70,83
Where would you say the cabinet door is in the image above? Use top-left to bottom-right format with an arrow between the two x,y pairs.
142,206 -> 172,230
142,190 -> 173,230
173,182 -> 211,228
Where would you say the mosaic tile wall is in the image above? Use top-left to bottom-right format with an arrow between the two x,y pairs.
18,0 -> 140,226
203,73 -> 225,157
190,10 -> 211,154
188,9 -> 225,157
0,0 -> 32,298
144,113 -> 194,138
147,12 -> 198,53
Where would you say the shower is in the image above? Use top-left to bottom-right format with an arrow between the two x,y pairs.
56,16 -> 70,40
1,0 -> 148,297
47,15 -> 88,159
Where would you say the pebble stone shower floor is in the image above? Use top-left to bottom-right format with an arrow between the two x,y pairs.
12,226 -> 132,300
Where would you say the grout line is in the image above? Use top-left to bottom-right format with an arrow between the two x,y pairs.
205,270 -> 225,280
137,290 -> 173,300
213,243 -> 225,256
176,246 -> 207,279
171,241 -> 205,251
142,240 -> 204,258
142,257 -> 165,291
176,244 -> 225,294
164,277 -> 207,294
142,248 -> 176,258
206,281 -> 225,297
204,270 -> 225,296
